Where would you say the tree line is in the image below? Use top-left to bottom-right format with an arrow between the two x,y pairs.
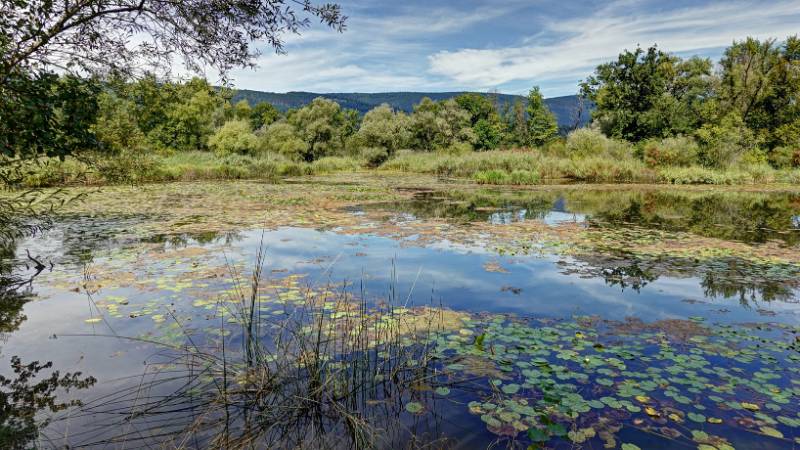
582,36 -> 800,169
86,77 -> 560,166
3,33 -> 800,181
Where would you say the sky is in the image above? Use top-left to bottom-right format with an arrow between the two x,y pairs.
219,0 -> 800,97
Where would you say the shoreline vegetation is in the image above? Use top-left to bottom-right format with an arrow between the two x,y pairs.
10,148 -> 800,188
4,35 -> 800,190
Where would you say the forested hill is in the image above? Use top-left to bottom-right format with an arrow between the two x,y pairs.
230,90 -> 591,128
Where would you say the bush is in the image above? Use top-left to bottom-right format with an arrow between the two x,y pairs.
565,128 -> 634,160
359,147 -> 389,168
656,166 -> 756,185
260,122 -> 309,161
94,150 -> 164,183
568,156 -> 648,182
439,142 -> 473,156
694,114 -> 759,168
208,119 -> 259,157
309,156 -> 362,174
641,136 -> 699,167
769,146 -> 800,169
351,105 -> 411,154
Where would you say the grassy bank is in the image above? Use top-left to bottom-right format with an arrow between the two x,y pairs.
12,152 -> 366,188
7,149 -> 800,189
381,150 -> 800,185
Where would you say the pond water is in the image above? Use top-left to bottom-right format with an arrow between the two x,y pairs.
1,180 -> 799,449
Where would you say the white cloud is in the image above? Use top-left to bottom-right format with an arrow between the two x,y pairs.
427,0 -> 800,95
224,1 -> 524,92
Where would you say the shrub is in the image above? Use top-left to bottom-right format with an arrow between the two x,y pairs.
439,142 -> 473,156
359,147 -> 389,167
208,119 -> 259,157
509,169 -> 540,185
694,114 -> 760,168
568,156 -> 647,182
351,104 -> 411,154
769,146 -> 800,169
641,136 -> 699,167
311,156 -> 362,173
656,166 -> 755,185
260,122 -> 309,161
565,128 -> 634,160
565,128 -> 608,158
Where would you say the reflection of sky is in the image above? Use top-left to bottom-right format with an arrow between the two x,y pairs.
3,225 -> 799,442
211,228 -> 800,324
488,208 -> 586,225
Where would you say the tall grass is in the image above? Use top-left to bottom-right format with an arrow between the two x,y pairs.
69,248 -> 457,449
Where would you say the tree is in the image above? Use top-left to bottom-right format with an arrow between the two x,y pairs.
1,1 -> 346,82
251,101 -> 281,130
0,0 -> 346,176
504,99 -> 528,147
147,78 -> 227,151
455,93 -> 504,150
261,122 -> 309,160
0,73 -> 100,184
92,92 -> 146,153
351,104 -> 411,154
286,97 -> 355,161
208,120 -> 260,156
409,98 -> 475,151
233,100 -> 253,121
525,87 -> 558,147
581,46 -> 714,141
718,36 -> 800,149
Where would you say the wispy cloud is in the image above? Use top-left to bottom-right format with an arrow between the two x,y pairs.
222,0 -> 800,96
428,0 -> 800,95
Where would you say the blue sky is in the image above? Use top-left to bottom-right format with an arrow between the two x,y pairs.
221,0 -> 800,97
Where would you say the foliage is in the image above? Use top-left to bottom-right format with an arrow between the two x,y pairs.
581,46 -> 714,141
694,114 -> 760,168
565,128 -> 634,160
718,37 -> 800,149
769,145 -> 800,169
260,122 -> 309,161
250,101 -> 280,130
409,98 -> 475,150
286,98 -> 357,161
1,0 -> 346,82
526,87 -> 559,146
0,72 -> 100,184
455,93 -> 505,150
641,136 -> 700,167
359,147 -> 390,167
349,104 -> 411,154
207,119 -> 259,157
92,92 -> 146,153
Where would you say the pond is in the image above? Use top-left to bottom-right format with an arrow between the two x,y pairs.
1,177 -> 799,449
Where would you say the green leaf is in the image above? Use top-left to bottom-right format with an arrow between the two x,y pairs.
405,402 -> 423,414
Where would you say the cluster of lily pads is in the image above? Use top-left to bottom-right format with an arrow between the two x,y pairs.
420,315 -> 800,449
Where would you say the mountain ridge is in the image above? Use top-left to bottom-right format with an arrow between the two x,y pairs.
230,90 -> 591,128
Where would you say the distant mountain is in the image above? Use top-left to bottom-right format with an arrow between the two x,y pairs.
230,90 -> 592,129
